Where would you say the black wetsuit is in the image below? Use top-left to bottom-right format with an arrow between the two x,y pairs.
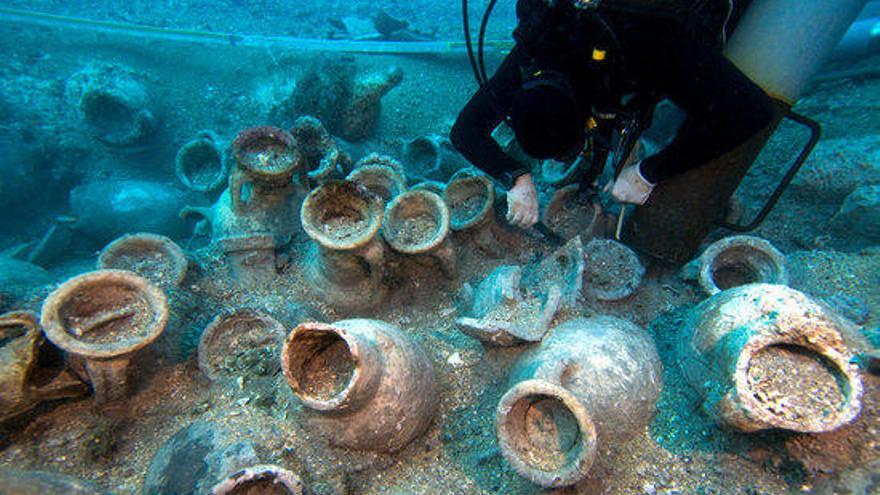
450,0 -> 774,187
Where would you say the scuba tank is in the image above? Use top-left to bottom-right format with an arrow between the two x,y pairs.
621,0 -> 865,263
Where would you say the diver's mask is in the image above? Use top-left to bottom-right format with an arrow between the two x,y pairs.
572,0 -> 602,10
543,0 -> 602,9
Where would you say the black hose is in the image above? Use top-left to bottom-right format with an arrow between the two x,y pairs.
478,0 -> 500,86
462,0 -> 486,87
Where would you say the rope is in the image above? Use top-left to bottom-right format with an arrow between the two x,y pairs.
0,7 -> 515,56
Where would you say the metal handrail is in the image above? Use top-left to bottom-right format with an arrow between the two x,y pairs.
720,110 -> 822,232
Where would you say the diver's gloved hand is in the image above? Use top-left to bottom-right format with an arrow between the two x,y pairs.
506,173 -> 539,228
611,162 -> 655,205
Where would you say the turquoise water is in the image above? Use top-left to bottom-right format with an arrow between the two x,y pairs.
0,1 -> 878,494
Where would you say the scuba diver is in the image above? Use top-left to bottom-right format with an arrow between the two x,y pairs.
450,0 -> 775,228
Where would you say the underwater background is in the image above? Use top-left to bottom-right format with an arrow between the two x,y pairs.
0,1 -> 878,494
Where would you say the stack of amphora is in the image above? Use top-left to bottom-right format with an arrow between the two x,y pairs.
678,283 -> 866,433
300,180 -> 387,311
182,126 -> 303,284
443,173 -> 503,255
677,235 -> 867,433
40,270 -> 169,406
281,318 -> 438,453
382,189 -> 456,278
496,317 -> 663,488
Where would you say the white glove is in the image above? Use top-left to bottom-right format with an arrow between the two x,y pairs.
611,162 -> 655,205
506,174 -> 539,228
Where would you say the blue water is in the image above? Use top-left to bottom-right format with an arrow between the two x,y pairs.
0,1 -> 878,494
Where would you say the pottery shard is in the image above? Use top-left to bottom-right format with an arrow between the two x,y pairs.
0,467 -> 106,495
70,180 -> 190,245
142,421 -> 260,495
